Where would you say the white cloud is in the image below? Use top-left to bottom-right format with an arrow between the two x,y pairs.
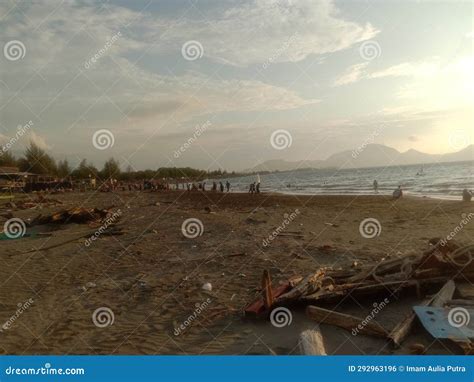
159,0 -> 378,66
333,63 -> 369,86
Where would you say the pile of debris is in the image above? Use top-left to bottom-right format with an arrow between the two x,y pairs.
245,241 -> 474,354
31,207 -> 110,225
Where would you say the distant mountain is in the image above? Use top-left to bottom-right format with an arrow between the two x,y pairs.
246,144 -> 473,172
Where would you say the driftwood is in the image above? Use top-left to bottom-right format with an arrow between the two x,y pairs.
31,207 -> 110,225
262,270 -> 274,309
388,280 -> 455,347
299,328 -> 327,355
306,305 -> 389,338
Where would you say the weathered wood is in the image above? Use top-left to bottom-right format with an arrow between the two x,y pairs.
306,305 -> 389,338
389,280 -> 455,346
446,299 -> 474,307
262,270 -> 274,309
299,328 -> 327,355
244,282 -> 291,318
457,283 -> 474,299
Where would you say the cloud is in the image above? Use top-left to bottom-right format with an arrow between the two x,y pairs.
158,0 -> 378,66
408,135 -> 419,142
27,131 -> 50,150
333,63 -> 369,86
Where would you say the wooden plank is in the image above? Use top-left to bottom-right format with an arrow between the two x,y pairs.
299,328 -> 327,355
457,283 -> 474,299
244,282 -> 291,318
306,305 -> 389,338
262,270 -> 274,309
389,280 -> 455,347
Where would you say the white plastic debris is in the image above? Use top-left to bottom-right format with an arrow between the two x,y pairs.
202,282 -> 212,292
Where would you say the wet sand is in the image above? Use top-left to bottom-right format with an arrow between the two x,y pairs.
0,191 -> 472,355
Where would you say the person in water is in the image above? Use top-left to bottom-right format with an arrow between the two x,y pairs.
462,189 -> 472,202
393,185 -> 403,199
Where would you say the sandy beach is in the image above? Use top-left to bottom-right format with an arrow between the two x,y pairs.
0,191 -> 473,355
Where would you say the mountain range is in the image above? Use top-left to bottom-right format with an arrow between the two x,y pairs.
246,144 -> 474,172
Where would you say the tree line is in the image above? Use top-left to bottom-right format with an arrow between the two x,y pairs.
0,143 -> 234,181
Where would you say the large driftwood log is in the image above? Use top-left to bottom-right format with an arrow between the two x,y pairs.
299,328 -> 327,355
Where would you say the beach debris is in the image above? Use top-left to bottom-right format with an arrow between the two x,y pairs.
202,282 -> 212,292
299,327 -> 327,355
389,280 -> 455,346
306,305 -> 389,338
408,343 -> 426,355
244,243 -> 474,351
31,207 -> 110,225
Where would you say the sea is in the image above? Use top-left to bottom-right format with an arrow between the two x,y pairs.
213,161 -> 474,200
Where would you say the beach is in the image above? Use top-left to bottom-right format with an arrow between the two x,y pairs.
1,191 -> 473,355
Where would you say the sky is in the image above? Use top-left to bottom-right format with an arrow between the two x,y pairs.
0,0 -> 472,172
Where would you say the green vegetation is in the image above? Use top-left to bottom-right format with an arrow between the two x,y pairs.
1,143 -> 238,181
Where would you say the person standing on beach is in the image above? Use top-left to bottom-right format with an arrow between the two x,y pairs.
256,182 -> 260,193
226,181 -> 230,192
212,182 -> 217,191
462,189 -> 472,202
373,179 -> 378,193
219,182 -> 224,192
